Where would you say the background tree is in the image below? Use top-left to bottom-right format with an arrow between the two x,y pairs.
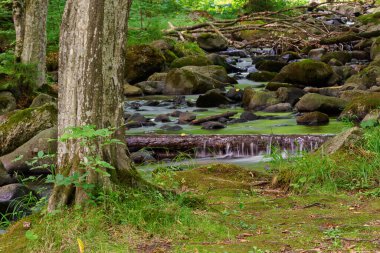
12,0 -> 48,88
47,0 -> 144,211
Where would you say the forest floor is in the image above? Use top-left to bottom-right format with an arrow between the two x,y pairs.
1,164 -> 379,252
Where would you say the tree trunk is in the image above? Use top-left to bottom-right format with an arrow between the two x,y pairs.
48,0 -> 140,211
12,0 -> 48,87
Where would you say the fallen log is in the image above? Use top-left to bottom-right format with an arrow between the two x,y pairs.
320,30 -> 380,45
190,111 -> 238,125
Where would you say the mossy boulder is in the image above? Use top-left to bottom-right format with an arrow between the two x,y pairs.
343,61 -> 380,90
273,60 -> 334,87
296,111 -> 329,126
164,68 -> 227,95
148,72 -> 167,82
150,39 -> 178,64
358,12 -> 380,25
0,127 -> 57,174
321,51 -> 352,65
181,65 -> 236,84
170,55 -> 212,68
196,89 -> 231,108
30,93 -> 56,108
173,42 -> 205,57
123,83 -> 143,97
196,33 -> 228,52
247,71 -> 276,82
339,93 -> 380,121
256,60 -> 287,73
276,87 -> 305,106
0,91 -> 16,115
242,88 -> 279,111
321,127 -> 363,154
295,93 -> 347,116
0,103 -> 57,156
266,82 -> 294,91
125,45 -> 166,84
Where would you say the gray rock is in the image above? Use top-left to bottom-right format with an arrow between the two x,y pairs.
308,48 -> 326,61
240,111 -> 258,121
154,114 -> 171,122
276,87 -> 305,106
30,93 -> 56,108
196,89 -> 231,108
296,112 -> 330,126
201,121 -> 226,130
295,93 -> 347,116
196,33 -> 228,52
0,161 -> 16,187
264,103 -> 292,113
0,127 -> 58,174
321,127 -> 363,154
123,84 -> 143,97
130,150 -> 156,164
0,92 -> 16,115
160,125 -> 183,131
178,112 -> 196,124
0,184 -> 35,213
134,81 -> 165,95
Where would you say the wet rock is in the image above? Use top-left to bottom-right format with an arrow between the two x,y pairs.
256,60 -> 287,72
266,82 -> 294,91
321,127 -> 363,154
126,113 -> 155,128
201,121 -> 226,130
170,110 -> 182,117
321,51 -> 352,65
280,51 -> 301,62
0,92 -> 16,115
196,89 -> 231,108
144,101 -> 160,107
273,59 -> 334,87
160,125 -> 183,131
0,161 -> 15,187
154,114 -> 170,122
170,55 -> 212,68
173,95 -> 186,106
308,48 -> 326,61
276,87 -> 306,106
0,127 -> 57,174
128,102 -> 142,110
123,83 -> 143,97
296,112 -> 330,126
134,81 -> 165,95
207,53 -> 239,72
240,111 -> 258,121
339,93 -> 380,121
147,72 -> 167,82
131,150 -> 156,164
264,103 -> 292,113
247,71 -> 276,82
164,67 -> 227,95
242,88 -> 279,111
30,93 -> 56,108
0,104 -> 57,156
196,33 -> 228,52
226,88 -> 244,102
295,93 -> 347,116
193,109 -> 208,112
125,45 -> 166,84
0,184 -> 35,213
178,112 -> 196,124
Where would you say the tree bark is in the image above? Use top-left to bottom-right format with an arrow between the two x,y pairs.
12,0 -> 48,87
48,0 -> 140,211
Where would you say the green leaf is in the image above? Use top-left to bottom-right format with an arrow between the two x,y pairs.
25,230 -> 39,241
37,151 -> 44,158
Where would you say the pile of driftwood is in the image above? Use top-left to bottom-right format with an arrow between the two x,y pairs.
164,1 -> 379,51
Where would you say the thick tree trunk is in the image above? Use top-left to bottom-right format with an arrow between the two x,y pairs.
48,0 -> 138,211
12,0 -> 48,87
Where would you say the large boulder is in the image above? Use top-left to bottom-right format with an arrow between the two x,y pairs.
30,93 -> 56,108
276,87 -> 305,106
170,55 -> 212,68
256,60 -> 287,72
295,93 -> 347,116
0,91 -> 16,115
296,112 -> 329,126
125,45 -> 166,84
264,103 -> 292,113
150,39 -> 178,64
273,59 -> 334,87
247,71 -> 276,82
196,89 -> 231,108
0,104 -> 58,156
0,127 -> 57,174
196,33 -> 228,52
339,93 -> 380,121
321,51 -> 352,65
206,53 -> 238,72
134,81 -> 165,95
0,183 -> 35,213
342,61 -> 380,90
123,83 -> 143,97
242,88 -> 279,111
164,67 -> 228,95
321,127 -> 363,154
182,65 -> 236,84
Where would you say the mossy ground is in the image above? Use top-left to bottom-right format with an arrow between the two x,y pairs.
1,163 -> 379,252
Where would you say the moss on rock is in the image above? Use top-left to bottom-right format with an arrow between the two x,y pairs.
296,111 -> 330,126
321,51 -> 352,65
256,60 -> 287,73
295,93 -> 347,116
247,71 -> 276,82
172,42 -> 205,57
340,93 -> 380,121
170,55 -> 212,68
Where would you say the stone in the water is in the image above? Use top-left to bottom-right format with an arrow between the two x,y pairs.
130,150 -> 156,164
201,121 -> 226,130
160,125 -> 183,131
173,96 -> 186,106
193,109 -> 208,112
247,71 -> 276,82
170,110 -> 182,117
178,112 -> 196,124
295,93 -> 347,116
0,184 -> 35,213
296,111 -> 330,126
240,111 -> 258,121
256,60 -> 287,73
196,89 -> 231,108
226,88 -> 243,102
276,87 -> 305,106
144,100 -> 160,107
128,102 -> 142,110
264,103 -> 292,113
154,114 -> 171,122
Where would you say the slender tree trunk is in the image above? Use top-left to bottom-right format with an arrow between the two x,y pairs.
48,0 -> 139,211
12,0 -> 48,87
